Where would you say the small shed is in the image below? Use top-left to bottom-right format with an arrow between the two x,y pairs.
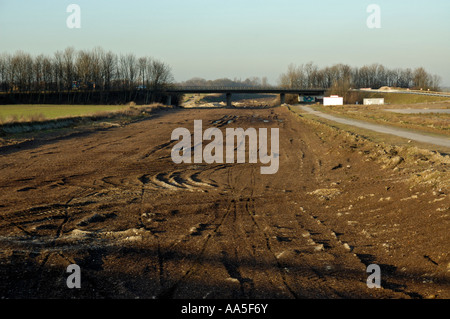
323,95 -> 343,106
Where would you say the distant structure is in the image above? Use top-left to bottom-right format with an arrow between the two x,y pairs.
165,87 -> 327,107
299,95 -> 324,103
323,95 -> 343,106
363,98 -> 385,105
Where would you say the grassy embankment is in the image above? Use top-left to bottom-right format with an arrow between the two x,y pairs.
288,104 -> 450,192
0,103 -> 172,146
0,104 -> 134,124
309,92 -> 450,137
355,91 -> 450,105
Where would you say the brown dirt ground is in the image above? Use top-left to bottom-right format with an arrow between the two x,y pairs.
0,105 -> 448,299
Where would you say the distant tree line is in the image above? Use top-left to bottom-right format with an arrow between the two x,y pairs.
279,62 -> 442,91
0,47 -> 174,95
179,76 -> 270,88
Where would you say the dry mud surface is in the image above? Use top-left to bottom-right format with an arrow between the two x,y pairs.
0,106 -> 448,299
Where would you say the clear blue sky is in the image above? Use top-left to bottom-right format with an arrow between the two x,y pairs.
1,0 -> 449,85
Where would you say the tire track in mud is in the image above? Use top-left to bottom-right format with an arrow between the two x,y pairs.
31,188 -> 87,293
160,165 -> 298,299
242,167 -> 299,298
136,114 -> 246,199
0,184 -> 113,296
284,119 -> 413,298
287,117 -> 419,298
155,164 -> 250,298
142,140 -> 176,159
156,188 -> 237,298
211,115 -> 239,127
0,192 -> 94,236
298,208 -> 419,298
288,130 -> 413,297
138,171 -> 219,192
154,114 -> 309,298
246,128 -> 340,297
316,210 -> 424,298
291,208 -> 368,298
142,114 -> 238,162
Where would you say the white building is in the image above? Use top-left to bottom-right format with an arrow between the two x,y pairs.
363,98 -> 385,105
323,95 -> 343,106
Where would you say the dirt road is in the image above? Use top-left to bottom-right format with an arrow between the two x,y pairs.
0,106 -> 448,299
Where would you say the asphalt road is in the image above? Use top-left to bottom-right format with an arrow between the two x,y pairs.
297,105 -> 450,148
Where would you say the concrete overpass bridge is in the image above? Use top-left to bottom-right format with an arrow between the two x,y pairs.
164,87 -> 327,107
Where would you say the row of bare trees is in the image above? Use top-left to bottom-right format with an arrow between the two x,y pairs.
279,62 -> 442,91
0,47 -> 174,93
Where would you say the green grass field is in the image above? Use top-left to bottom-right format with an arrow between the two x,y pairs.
0,104 -> 132,123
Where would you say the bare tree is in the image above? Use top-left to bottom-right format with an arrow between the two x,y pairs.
137,56 -> 149,89
42,55 -> 53,91
279,63 -> 305,88
90,47 -> 104,90
261,76 -> 269,87
430,74 -> 442,91
53,50 -> 64,92
0,53 -> 10,91
76,50 -> 91,89
62,47 -> 76,90
119,53 -> 138,90
413,67 -> 431,90
33,54 -> 43,91
101,50 -> 117,91
304,62 -> 319,88
148,59 -> 174,91
9,51 -> 33,92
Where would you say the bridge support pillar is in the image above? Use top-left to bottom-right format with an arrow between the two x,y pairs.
166,95 -> 172,106
280,93 -> 286,105
226,93 -> 232,108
